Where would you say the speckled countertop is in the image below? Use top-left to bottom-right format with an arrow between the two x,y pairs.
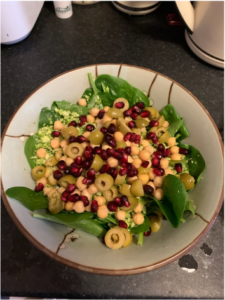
1,2 -> 224,299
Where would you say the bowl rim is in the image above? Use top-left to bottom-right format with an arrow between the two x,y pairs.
1,63 -> 224,275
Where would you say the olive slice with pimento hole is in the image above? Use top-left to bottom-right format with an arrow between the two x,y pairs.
145,107 -> 159,120
58,175 -> 76,188
158,130 -> 170,143
44,156 -> 58,167
113,98 -> 129,112
95,174 -> 114,192
31,166 -> 46,180
66,143 -> 84,159
120,228 -> 133,247
48,191 -> 64,214
103,186 -> 118,202
104,226 -> 125,250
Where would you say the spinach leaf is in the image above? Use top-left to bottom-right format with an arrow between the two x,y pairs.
153,197 -> 178,227
24,135 -> 39,169
179,143 -> 206,183
86,73 -> 104,109
160,104 -> 189,141
184,200 -> 195,216
130,216 -> 150,234
95,74 -> 150,108
81,87 -> 93,102
51,100 -> 90,116
6,187 -> 48,211
32,212 -> 106,238
38,107 -> 56,129
167,120 -> 184,137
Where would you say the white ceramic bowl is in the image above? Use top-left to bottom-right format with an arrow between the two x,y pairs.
1,64 -> 223,275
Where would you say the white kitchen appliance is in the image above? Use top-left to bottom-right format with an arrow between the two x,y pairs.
1,1 -> 44,45
113,1 -> 160,16
175,1 -> 224,68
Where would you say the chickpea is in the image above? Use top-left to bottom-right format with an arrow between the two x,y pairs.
78,98 -> 87,106
164,168 -> 174,176
147,181 -> 156,191
73,201 -> 85,213
127,176 -> 138,184
58,187 -> 66,194
133,158 -> 142,169
144,146 -> 155,155
128,156 -> 133,163
97,204 -> 109,219
171,154 -> 181,160
125,117 -> 132,124
115,210 -> 126,221
102,144 -> 111,150
60,140 -> 68,148
140,140 -> 149,148
140,127 -> 146,133
48,174 -> 58,186
126,141 -> 131,146
76,176 -> 87,191
134,202 -> 143,213
83,131 -> 91,138
94,196 -> 106,206
37,177 -> 47,186
162,121 -> 169,128
139,150 -> 150,161
104,106 -> 110,112
154,176 -> 164,188
48,189 -> 57,198
153,188 -> 164,200
36,148 -> 46,158
87,114 -> 95,123
114,131 -> 124,142
149,168 -> 156,180
102,114 -> 112,124
147,160 -> 152,168
71,189 -> 80,195
63,145 -> 68,154
90,107 -> 100,117
85,200 -> 92,212
87,184 -> 98,195
43,186 -> 53,195
167,137 -> 176,147
65,201 -> 74,211
90,143 -> 98,148
81,189 -> 92,200
51,138 -> 60,149
81,142 -> 89,148
55,149 -> 63,161
54,120 -> 64,131
95,118 -> 101,125
59,156 -> 67,162
131,146 -> 139,156
171,146 -> 179,154
160,158 -> 169,169
133,213 -> 144,225
138,174 -> 150,185
65,157 -> 74,166
107,157 -> 118,168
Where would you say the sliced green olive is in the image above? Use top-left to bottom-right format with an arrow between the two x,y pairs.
114,172 -> 127,185
117,118 -> 130,135
149,126 -> 158,133
58,175 -> 76,188
104,121 -> 114,128
130,179 -> 144,197
66,143 -> 84,159
113,98 -> 129,112
31,166 -> 46,180
180,173 -> 195,191
91,154 -> 104,171
138,167 -> 150,175
103,186 -> 118,202
55,149 -> 63,161
44,156 -> 58,167
48,191 -> 64,214
131,128 -> 141,134
135,119 -> 149,128
48,173 -> 58,186
157,115 -> 165,127
155,127 -> 167,137
121,196 -> 138,212
116,141 -> 127,149
88,130 -> 104,145
95,174 -> 114,192
61,127 -> 78,141
148,215 -> 162,232
107,108 -> 123,119
104,226 -> 125,249
159,131 -> 170,143
119,184 -> 132,196
145,107 -> 159,120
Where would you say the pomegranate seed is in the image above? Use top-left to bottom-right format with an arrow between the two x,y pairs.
85,145 -> 93,152
127,170 -> 135,177
93,146 -> 102,155
77,135 -> 86,143
53,170 -> 63,180
114,197 -> 123,207
82,178 -> 88,184
75,156 -> 83,166
107,201 -> 118,212
61,191 -> 70,202
113,151 -> 123,160
64,167 -> 70,174
109,139 -> 116,148
79,115 -> 87,125
107,123 -> 116,134
128,121 -> 137,129
68,120 -> 77,127
144,228 -> 151,236
35,183 -> 43,192
124,132 -> 132,141
157,144 -> 165,152
91,200 -> 98,212
83,161 -> 91,169
84,151 -> 93,160
140,110 -> 150,118
121,162 -> 128,168
125,146 -> 131,155
179,148 -> 190,155
86,168 -> 95,178
149,120 -> 159,127
132,105 -> 141,114
100,127 -> 107,134
121,153 -> 128,163
105,134 -> 111,143
70,166 -> 83,177
106,148 -> 115,157
146,132 -> 156,139
101,150 -> 108,160
132,168 -> 138,176
127,163 -> 132,170
152,137 -> 159,145
131,113 -> 138,120
117,148 -> 125,153
108,167 -> 118,179
97,109 -> 105,119
69,135 -> 77,143
130,133 -> 136,142
162,148 -> 170,157
134,134 -> 141,144
86,124 -> 95,132
119,220 -> 128,229
136,102 -> 145,109
153,168 -> 165,176
119,167 -> 128,176
51,131 -> 61,137
80,196 -> 89,207
175,163 -> 182,173
141,161 -> 149,168
123,109 -> 132,117
152,157 -> 160,167
100,164 -> 110,174
66,184 -> 76,193
115,102 -> 124,109
143,185 -> 154,195
58,160 -> 66,170
68,193 -> 80,202
152,151 -> 163,160
121,195 -> 130,207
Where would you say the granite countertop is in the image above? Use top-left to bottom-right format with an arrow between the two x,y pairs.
1,2 -> 224,299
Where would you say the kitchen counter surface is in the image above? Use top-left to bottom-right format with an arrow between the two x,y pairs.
1,2 -> 224,299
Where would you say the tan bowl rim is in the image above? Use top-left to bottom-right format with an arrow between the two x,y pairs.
1,63 -> 224,275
